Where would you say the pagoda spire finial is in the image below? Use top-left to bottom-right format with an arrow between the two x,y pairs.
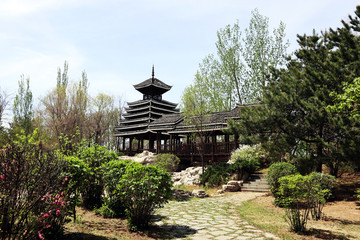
152,65 -> 155,83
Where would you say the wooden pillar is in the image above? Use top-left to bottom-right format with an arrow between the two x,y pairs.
211,134 -> 216,162
129,137 -> 133,153
225,134 -> 230,153
122,137 -> 125,151
149,135 -> 154,151
170,134 -> 173,153
156,132 -> 160,154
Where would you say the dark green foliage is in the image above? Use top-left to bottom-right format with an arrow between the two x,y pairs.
152,153 -> 180,172
200,162 -> 232,187
290,156 -> 318,175
117,151 -> 125,157
266,162 -> 298,197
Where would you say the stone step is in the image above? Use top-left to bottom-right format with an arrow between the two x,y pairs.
240,173 -> 270,192
241,188 -> 270,192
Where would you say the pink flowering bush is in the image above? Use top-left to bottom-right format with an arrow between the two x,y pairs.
0,130 -> 70,239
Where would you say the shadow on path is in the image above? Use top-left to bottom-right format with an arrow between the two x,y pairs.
147,224 -> 197,239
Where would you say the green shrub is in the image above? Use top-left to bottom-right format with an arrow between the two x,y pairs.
277,174 -> 329,233
75,143 -> 118,209
356,190 -> 360,201
101,160 -> 133,218
277,173 -> 333,233
200,162 -> 232,187
308,172 -> 337,220
266,162 -> 298,197
63,156 -> 90,221
117,151 -> 125,157
112,162 -> 173,230
153,153 -> 180,172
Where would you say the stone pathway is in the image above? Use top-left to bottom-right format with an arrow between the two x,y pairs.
154,192 -> 279,240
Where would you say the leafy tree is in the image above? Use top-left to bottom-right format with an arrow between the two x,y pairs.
0,88 -> 9,127
181,80 -> 209,172
13,75 -> 33,135
182,9 -> 289,113
328,77 -> 360,121
40,61 -> 91,148
90,93 -> 119,148
229,6 -> 360,176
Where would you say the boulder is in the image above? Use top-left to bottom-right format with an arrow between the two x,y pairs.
192,189 -> 209,198
171,166 -> 203,186
222,184 -> 240,192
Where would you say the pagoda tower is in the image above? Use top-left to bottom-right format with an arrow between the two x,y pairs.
114,67 -> 179,154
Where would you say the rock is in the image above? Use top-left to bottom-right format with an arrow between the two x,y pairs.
119,151 -> 156,165
217,189 -> 224,194
192,189 -> 209,198
171,166 -> 203,186
222,184 -> 240,192
173,189 -> 192,200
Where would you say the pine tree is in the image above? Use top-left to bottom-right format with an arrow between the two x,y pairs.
230,6 -> 360,176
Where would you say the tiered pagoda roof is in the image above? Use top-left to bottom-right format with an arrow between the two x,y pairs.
114,67 -> 179,137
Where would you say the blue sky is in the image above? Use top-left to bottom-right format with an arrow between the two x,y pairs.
0,0 -> 359,115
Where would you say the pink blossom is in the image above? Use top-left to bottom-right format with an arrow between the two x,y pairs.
56,208 -> 61,215
0,175 -> 4,180
65,177 -> 68,181
23,230 -> 28,235
43,213 -> 49,218
45,224 -> 51,229
38,231 -> 44,240
1,149 -> 4,153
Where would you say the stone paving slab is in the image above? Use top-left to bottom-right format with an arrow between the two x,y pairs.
154,192 -> 280,239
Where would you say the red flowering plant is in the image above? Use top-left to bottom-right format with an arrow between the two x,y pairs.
0,130 -> 70,239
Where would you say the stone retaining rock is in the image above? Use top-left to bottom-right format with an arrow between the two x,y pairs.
172,167 -> 203,186
192,189 -> 209,198
119,150 -> 156,165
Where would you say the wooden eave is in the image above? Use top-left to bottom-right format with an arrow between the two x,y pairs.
115,123 -> 149,131
119,117 -> 156,125
114,129 -> 156,137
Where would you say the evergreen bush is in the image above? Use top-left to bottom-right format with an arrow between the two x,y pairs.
266,162 -> 298,197
200,162 -> 232,187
